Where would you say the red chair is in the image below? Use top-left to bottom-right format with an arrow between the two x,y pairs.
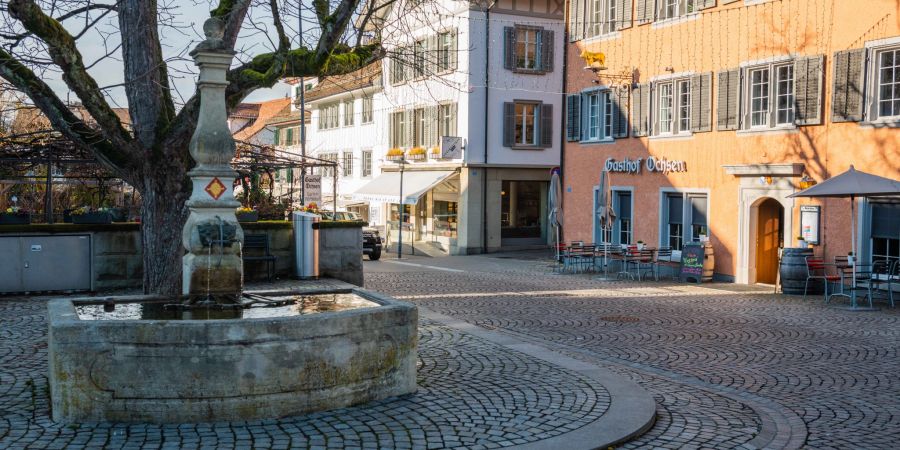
804,256 -> 840,302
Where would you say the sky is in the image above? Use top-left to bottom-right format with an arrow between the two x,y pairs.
43,1 -> 293,110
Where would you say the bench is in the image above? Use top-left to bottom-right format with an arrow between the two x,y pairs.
242,233 -> 276,281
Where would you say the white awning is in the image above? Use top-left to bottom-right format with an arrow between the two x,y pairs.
352,171 -> 455,205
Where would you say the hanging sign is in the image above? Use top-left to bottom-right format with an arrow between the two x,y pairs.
441,136 -> 463,159
800,205 -> 820,245
605,157 -> 687,175
304,174 -> 322,204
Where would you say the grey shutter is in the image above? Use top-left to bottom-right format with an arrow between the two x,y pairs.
697,0 -> 716,10
449,103 -> 458,136
632,83 -> 651,136
404,110 -> 413,147
667,195 -> 684,224
690,72 -> 713,132
425,106 -> 437,147
540,104 -> 554,147
617,0 -> 633,30
503,27 -> 517,70
570,0 -> 585,41
540,30 -> 554,72
717,68 -> 740,130
832,48 -> 866,123
426,35 -> 437,75
636,0 -> 654,24
503,103 -> 516,147
449,29 -> 458,72
794,55 -> 824,126
612,88 -> 629,138
566,94 -> 582,141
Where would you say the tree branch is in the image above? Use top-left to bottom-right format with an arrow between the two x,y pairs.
0,47 -> 136,178
210,0 -> 252,50
8,0 -> 135,153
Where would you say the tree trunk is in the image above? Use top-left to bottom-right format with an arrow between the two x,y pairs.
140,175 -> 190,296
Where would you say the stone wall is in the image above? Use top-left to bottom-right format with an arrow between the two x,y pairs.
0,221 -> 365,291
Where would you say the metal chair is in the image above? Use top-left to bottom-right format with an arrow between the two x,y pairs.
654,247 -> 679,280
804,256 -> 840,302
868,259 -> 895,307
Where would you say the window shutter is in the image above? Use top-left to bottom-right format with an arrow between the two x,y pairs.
612,88 -> 630,138
503,103 -> 516,147
449,103 -> 458,136
449,29 -> 458,72
403,47 -> 414,81
504,27 -> 517,70
404,110 -> 413,147
794,55 -> 824,126
566,94 -> 582,141
636,0 -> 654,25
540,104 -> 554,147
632,83 -> 651,136
721,0 -> 740,4
697,0 -> 716,10
424,106 -> 436,147
570,0 -> 585,41
273,128 -> 281,145
617,0 -> 633,30
426,35 -> 437,75
285,127 -> 294,144
540,30 -> 554,72
690,72 -> 713,133
717,68 -> 740,130
832,48 -> 866,123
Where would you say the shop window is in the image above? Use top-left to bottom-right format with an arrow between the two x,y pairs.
663,192 -> 708,250
501,181 -> 548,240
389,204 -> 411,230
361,150 -> 372,177
433,200 -> 458,238
871,202 -> 900,266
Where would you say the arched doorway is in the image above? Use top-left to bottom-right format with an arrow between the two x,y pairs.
755,198 -> 784,284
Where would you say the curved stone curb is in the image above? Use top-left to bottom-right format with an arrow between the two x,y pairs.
419,306 -> 657,450
486,325 -> 809,450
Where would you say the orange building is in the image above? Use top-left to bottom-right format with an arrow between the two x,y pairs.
563,0 -> 899,283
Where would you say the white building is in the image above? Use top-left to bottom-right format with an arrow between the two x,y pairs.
305,63 -> 388,226
355,0 -> 565,254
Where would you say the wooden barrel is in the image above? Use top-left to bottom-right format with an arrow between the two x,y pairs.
702,243 -> 715,282
779,247 -> 821,295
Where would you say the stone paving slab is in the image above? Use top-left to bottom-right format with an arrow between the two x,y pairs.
0,283 -> 653,449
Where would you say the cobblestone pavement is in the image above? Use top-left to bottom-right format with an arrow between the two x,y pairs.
364,253 -> 900,449
0,297 -> 610,449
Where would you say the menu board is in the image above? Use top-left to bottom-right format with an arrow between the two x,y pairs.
679,243 -> 705,284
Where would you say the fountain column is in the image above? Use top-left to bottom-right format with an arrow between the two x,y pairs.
182,19 -> 243,301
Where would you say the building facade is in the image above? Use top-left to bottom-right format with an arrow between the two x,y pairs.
359,0 -> 566,255
563,0 -> 899,283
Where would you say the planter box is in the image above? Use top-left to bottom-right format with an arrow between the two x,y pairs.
407,154 -> 426,161
385,155 -> 404,162
237,211 -> 259,222
0,213 -> 30,225
71,212 -> 112,224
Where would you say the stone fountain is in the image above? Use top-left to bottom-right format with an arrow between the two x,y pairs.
46,20 -> 417,424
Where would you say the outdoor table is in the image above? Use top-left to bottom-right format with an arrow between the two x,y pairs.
827,262 -> 853,301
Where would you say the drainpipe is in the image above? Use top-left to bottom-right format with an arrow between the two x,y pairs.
481,1 -> 495,254
559,9 -> 568,245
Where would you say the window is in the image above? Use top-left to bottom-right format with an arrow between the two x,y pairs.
343,152 -> 353,177
390,204 -> 411,226
582,90 -> 613,141
362,96 -> 373,123
587,0 -> 618,37
870,202 -> 900,267
320,153 -> 338,177
616,191 -> 632,245
437,31 -> 455,72
515,103 -> 538,146
390,48 -> 410,85
319,103 -> 339,129
657,0 -> 696,21
501,181 -> 548,240
391,111 -> 408,148
438,103 -> 457,138
677,80 -> 691,132
343,99 -> 354,126
412,108 -> 426,147
876,48 -> 900,119
653,78 -> 691,135
433,200 -> 458,238
361,150 -> 372,177
504,26 -> 553,73
658,83 -> 674,134
414,40 -> 426,78
742,62 -> 795,129
663,192 -> 708,251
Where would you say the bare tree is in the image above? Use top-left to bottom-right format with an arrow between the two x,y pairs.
0,0 -> 384,295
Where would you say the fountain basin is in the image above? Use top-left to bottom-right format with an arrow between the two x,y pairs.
48,289 -> 417,423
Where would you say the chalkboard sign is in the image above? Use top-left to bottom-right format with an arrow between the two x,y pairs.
679,243 -> 706,284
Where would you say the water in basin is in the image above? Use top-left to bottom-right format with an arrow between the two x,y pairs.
75,292 -> 379,321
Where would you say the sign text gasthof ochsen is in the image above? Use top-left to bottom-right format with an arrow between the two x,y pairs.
304,174 -> 322,204
604,157 -> 688,175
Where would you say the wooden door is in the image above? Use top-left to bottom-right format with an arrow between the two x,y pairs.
756,199 -> 783,284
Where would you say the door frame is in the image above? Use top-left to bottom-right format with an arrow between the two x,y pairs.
737,180 -> 794,284
754,198 -> 784,284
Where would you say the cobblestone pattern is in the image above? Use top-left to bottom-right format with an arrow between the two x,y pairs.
0,297 -> 609,449
365,262 -> 900,450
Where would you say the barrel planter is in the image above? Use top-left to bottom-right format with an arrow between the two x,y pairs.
780,247 -> 822,295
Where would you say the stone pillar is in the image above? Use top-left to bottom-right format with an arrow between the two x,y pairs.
182,19 -> 244,301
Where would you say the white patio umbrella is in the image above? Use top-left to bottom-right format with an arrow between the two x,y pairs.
548,169 -> 563,260
596,169 -> 616,278
787,165 -> 900,308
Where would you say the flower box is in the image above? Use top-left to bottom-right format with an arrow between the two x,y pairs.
0,213 -> 30,225
407,153 -> 426,161
236,211 -> 259,222
385,154 -> 405,162
71,211 -> 113,224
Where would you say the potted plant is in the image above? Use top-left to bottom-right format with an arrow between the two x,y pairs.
0,206 -> 31,225
847,251 -> 855,265
236,206 -> 259,222
636,240 -> 645,250
386,148 -> 405,161
71,206 -> 113,224
407,147 -> 426,161
429,147 -> 442,160
796,236 -> 808,248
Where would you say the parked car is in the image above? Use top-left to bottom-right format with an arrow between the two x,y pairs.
317,211 -> 382,260
318,210 -> 362,221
